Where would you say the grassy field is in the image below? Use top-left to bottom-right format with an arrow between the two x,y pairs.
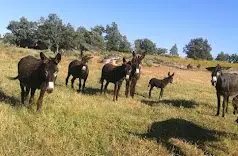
0,44 -> 238,156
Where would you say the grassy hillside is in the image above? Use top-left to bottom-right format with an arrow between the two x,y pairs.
0,44 -> 238,156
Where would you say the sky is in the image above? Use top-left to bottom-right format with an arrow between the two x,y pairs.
0,0 -> 238,57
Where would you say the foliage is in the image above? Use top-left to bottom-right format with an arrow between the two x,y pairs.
157,48 -> 168,55
228,54 -> 238,63
4,15 -> 133,54
170,44 -> 179,56
183,38 -> 213,60
215,51 -> 230,62
134,38 -> 157,53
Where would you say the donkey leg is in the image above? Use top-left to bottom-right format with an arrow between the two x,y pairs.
78,78 -> 82,92
100,79 -> 104,94
65,73 -> 70,86
226,96 -> 229,113
104,81 -> 109,94
82,78 -> 87,92
216,93 -> 221,116
149,86 -> 154,98
130,80 -> 137,98
113,83 -> 118,101
125,80 -> 130,98
36,89 -> 46,112
29,88 -> 36,105
116,83 -> 122,101
71,77 -> 76,89
159,88 -> 164,100
24,87 -> 30,102
20,83 -> 25,104
222,96 -> 227,117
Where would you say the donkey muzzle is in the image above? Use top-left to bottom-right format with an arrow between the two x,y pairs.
82,66 -> 86,71
46,82 -> 54,93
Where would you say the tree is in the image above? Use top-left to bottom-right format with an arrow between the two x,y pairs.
157,48 -> 168,55
134,38 -> 157,53
104,22 -> 122,51
229,54 -> 238,63
3,33 -> 16,44
90,26 -> 105,50
216,51 -> 229,61
91,25 -> 105,36
6,17 -> 37,48
170,44 -> 179,56
73,26 -> 91,57
118,35 -> 131,52
60,23 -> 75,50
183,38 -> 213,60
37,14 -> 64,53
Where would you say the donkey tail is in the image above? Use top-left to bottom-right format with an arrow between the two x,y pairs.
8,75 -> 19,80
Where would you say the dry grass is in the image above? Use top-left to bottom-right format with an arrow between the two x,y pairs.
0,44 -> 238,156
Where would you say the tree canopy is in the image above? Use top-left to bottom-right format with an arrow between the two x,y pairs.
170,44 -> 179,56
183,38 -> 213,60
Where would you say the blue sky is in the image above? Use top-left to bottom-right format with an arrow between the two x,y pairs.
0,0 -> 238,57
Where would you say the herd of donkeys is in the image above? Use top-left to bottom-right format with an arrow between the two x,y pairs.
8,51 -> 238,123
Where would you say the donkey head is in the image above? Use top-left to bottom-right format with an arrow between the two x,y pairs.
131,51 -> 145,76
40,52 -> 61,93
167,72 -> 175,83
122,57 -> 132,80
206,64 -> 230,86
81,55 -> 93,71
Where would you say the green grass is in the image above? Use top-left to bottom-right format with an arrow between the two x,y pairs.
0,44 -> 238,155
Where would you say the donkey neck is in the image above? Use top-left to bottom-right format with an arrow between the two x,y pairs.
111,65 -> 127,81
161,77 -> 170,87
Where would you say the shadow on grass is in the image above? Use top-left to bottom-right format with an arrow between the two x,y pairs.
141,99 -> 198,108
81,87 -> 102,95
0,89 -> 20,106
131,118 -> 238,155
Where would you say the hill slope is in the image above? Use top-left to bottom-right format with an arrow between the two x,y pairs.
0,44 -> 237,155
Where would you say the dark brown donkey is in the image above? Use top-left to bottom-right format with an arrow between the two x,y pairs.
205,65 -> 238,117
65,56 -> 92,92
232,96 -> 238,123
100,58 -> 131,101
125,51 -> 145,98
10,52 -> 61,111
148,72 -> 175,99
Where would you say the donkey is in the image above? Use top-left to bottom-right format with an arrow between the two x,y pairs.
66,56 -> 92,92
125,51 -> 145,98
232,96 -> 238,123
148,72 -> 175,99
100,58 -> 131,101
10,52 -> 61,111
205,65 -> 238,117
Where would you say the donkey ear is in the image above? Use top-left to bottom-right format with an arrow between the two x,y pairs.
54,53 -> 61,64
40,52 -> 48,61
206,67 -> 216,72
132,51 -> 136,57
168,72 -> 170,76
171,73 -> 175,76
123,57 -> 127,64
